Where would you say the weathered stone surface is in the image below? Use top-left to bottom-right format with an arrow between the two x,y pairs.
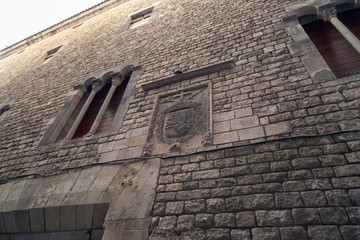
334,164 -> 360,177
235,211 -> 256,227
177,215 -> 195,231
185,199 -> 206,213
275,193 -> 303,208
307,226 -> 342,240
242,194 -> 275,210
214,213 -> 236,227
238,126 -> 265,140
213,131 -> 239,145
107,159 -> 161,220
195,214 -> 214,228
165,201 -> 184,215
225,196 -> 242,211
122,230 -> 148,240
255,210 -> 293,227
158,216 -> 177,230
206,198 -> 226,213
282,181 -> 306,191
319,207 -> 349,224
349,189 -> 360,205
346,207 -> 360,224
1,2 -> 360,240
192,169 -> 220,180
231,229 -> 251,240
325,190 -> 352,206
340,226 -> 360,240
206,228 -> 230,240
265,122 -> 292,136
279,226 -> 308,240
300,191 -> 328,207
292,208 -> 321,225
305,179 -> 332,190
231,115 -> 259,130
331,177 -> 360,188
252,227 -> 280,240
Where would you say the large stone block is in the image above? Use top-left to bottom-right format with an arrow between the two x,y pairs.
265,122 -> 292,136
106,159 -> 161,220
76,204 -> 94,230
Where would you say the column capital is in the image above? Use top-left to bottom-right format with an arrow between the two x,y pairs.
91,79 -> 103,92
111,73 -> 124,87
318,6 -> 337,22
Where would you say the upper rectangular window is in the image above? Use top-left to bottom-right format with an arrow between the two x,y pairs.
32,46 -> 62,68
128,6 -> 154,30
118,4 -> 159,33
129,12 -> 151,29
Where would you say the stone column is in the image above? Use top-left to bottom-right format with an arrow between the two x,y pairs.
319,6 -> 360,54
65,79 -> 103,140
86,74 -> 124,136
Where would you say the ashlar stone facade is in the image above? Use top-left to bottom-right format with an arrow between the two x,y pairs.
0,0 -> 359,239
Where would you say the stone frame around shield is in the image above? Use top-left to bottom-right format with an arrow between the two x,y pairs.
143,82 -> 213,156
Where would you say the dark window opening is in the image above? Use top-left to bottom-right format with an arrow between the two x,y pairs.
302,8 -> 360,78
72,83 -> 111,139
32,46 -> 62,68
96,73 -> 131,134
0,104 -> 10,115
72,72 -> 132,139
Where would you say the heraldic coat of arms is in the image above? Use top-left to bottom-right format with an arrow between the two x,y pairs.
144,83 -> 213,155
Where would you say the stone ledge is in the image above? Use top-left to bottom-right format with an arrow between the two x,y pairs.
141,60 -> 235,91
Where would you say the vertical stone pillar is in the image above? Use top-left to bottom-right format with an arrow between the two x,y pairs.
86,74 -> 124,136
65,79 -> 103,140
318,6 -> 360,54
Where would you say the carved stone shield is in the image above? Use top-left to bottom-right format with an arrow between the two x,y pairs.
157,101 -> 201,144
144,83 -> 213,155
164,107 -> 194,138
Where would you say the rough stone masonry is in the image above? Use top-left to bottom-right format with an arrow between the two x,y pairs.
0,0 -> 359,239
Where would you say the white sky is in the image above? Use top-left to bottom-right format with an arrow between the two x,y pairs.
0,0 -> 106,50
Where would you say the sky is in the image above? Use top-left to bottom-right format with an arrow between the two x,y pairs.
0,0 -> 106,51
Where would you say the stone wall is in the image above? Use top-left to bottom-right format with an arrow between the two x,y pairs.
149,133 -> 360,239
0,159 -> 160,239
0,0 -> 359,239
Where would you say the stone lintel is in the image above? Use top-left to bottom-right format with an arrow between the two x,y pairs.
141,60 -> 235,90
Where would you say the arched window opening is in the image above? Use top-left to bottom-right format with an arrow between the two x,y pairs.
71,71 -> 132,139
73,83 -> 111,139
95,72 -> 131,134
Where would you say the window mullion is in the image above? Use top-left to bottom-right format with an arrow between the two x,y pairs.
86,74 -> 124,136
319,7 -> 360,54
65,79 -> 102,140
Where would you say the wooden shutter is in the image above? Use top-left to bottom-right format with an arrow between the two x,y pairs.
302,8 -> 360,78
